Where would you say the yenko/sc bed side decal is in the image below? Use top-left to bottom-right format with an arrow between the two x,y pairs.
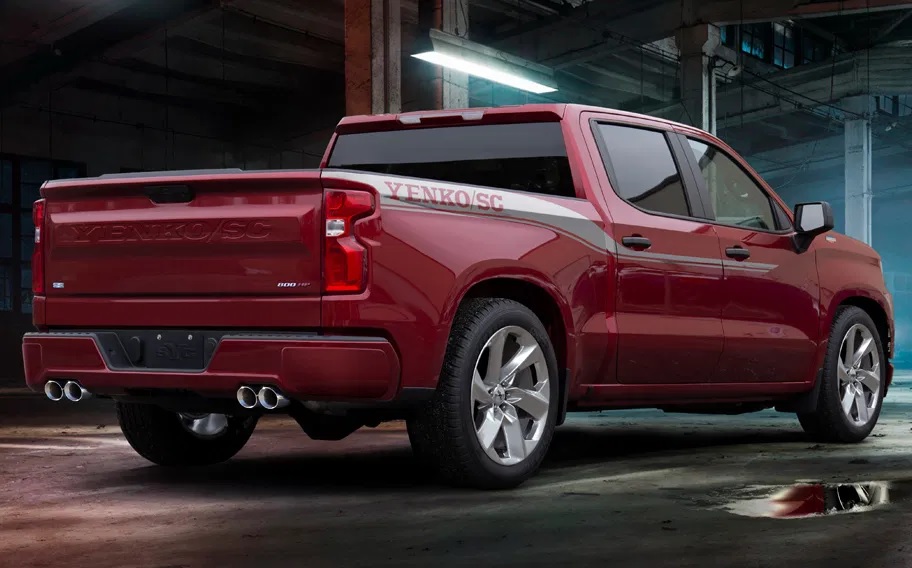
326,170 -> 613,254
323,170 -> 779,274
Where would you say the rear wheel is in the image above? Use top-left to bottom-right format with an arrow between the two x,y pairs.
798,306 -> 885,443
407,298 -> 559,489
117,402 -> 258,466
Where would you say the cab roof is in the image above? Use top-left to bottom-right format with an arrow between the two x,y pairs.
333,103 -> 706,137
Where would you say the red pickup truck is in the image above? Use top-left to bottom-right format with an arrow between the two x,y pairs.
23,104 -> 894,489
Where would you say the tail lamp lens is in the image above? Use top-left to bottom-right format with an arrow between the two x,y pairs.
323,190 -> 374,293
32,199 -> 46,296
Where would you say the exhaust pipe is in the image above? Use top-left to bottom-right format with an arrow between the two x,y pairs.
63,381 -> 93,402
237,386 -> 259,409
257,386 -> 289,410
44,381 -> 64,402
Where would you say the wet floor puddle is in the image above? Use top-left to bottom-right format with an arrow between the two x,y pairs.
721,481 -> 907,519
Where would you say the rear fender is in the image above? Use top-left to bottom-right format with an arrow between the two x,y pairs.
432,262 -> 577,384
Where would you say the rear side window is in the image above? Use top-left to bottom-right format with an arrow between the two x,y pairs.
593,123 -> 690,217
327,122 -> 575,198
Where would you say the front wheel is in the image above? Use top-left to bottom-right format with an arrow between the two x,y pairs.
117,402 -> 258,466
407,298 -> 559,489
798,306 -> 886,443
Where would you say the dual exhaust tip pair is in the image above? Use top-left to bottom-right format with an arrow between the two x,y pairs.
46,381 -> 286,410
237,385 -> 289,410
44,380 -> 92,402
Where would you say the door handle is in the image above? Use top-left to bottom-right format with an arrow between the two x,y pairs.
621,236 -> 652,249
725,246 -> 751,260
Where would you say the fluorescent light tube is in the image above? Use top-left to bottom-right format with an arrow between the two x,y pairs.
412,30 -> 558,95
413,51 -> 557,94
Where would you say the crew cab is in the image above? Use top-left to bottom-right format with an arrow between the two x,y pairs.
23,104 -> 894,489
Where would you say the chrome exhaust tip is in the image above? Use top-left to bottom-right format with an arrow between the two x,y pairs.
237,386 -> 259,409
257,386 -> 289,410
63,381 -> 93,402
44,381 -> 64,402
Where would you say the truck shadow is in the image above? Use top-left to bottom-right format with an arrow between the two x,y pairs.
83,423 -> 812,495
544,424 -> 807,466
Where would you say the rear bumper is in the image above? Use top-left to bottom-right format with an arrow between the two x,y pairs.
22,332 -> 402,401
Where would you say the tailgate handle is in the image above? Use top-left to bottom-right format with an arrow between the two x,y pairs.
145,185 -> 194,204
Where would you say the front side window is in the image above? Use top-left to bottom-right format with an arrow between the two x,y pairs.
594,123 -> 690,217
686,139 -> 778,231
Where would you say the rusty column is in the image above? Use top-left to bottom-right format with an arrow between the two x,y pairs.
345,0 -> 401,116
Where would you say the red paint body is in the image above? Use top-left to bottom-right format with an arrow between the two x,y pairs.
22,104 -> 894,412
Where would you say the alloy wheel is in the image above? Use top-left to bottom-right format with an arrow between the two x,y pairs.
470,326 -> 550,466
837,323 -> 881,426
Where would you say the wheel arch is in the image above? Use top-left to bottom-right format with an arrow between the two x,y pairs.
810,292 -> 894,395
451,275 -> 574,424
829,292 -> 893,360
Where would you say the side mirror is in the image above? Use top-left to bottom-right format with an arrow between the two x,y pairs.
793,201 -> 834,252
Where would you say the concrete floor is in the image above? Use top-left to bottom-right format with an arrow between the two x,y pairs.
2,375 -> 912,568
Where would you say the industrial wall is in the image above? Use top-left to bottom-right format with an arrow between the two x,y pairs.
760,155 -> 912,366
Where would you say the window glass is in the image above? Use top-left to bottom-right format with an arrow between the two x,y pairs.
0,265 -> 10,311
21,212 -> 34,259
0,213 -> 11,258
0,160 -> 11,205
55,165 -> 81,179
741,24 -> 767,59
20,160 -> 50,207
20,266 -> 31,314
772,23 -> 796,69
328,123 -> 576,198
595,124 -> 690,217
686,139 -> 778,231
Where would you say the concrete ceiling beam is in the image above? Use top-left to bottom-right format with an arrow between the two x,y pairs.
494,0 -> 912,66
0,0 -> 219,108
0,0 -> 137,66
646,48 -> 912,127
184,9 -> 343,71
220,0 -> 344,43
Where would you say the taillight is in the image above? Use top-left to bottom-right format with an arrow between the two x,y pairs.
323,189 -> 374,293
32,199 -> 46,296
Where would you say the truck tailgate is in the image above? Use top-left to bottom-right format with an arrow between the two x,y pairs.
42,171 -> 323,297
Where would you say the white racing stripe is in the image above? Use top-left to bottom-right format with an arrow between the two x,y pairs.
325,170 -> 779,274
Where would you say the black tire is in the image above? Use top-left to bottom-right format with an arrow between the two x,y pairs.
117,402 -> 258,466
407,298 -> 560,489
798,306 -> 886,443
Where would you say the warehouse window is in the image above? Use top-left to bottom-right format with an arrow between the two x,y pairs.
720,25 -> 736,48
0,155 -> 84,313
740,24 -> 767,59
772,23 -> 796,69
800,32 -> 831,64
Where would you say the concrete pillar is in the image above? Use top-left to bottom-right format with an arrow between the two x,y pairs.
416,0 -> 469,110
441,0 -> 469,109
677,25 -> 720,134
345,0 -> 401,116
844,97 -> 873,244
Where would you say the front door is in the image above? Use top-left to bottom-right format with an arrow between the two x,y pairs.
590,120 -> 726,384
680,134 -> 820,383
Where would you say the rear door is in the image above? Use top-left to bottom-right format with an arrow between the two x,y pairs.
588,117 -> 725,384
42,171 -> 324,297
678,133 -> 820,383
